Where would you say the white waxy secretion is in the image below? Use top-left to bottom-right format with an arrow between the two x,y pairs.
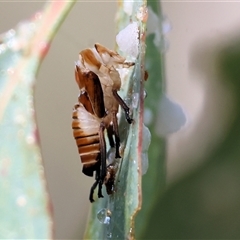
155,93 -> 187,136
116,22 -> 139,60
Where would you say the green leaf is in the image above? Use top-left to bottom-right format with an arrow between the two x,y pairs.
84,1 -> 148,239
0,1 -> 75,238
136,1 -> 166,238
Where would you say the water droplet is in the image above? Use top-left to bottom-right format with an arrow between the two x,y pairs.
97,208 -> 112,224
143,90 -> 147,99
132,93 -> 139,109
16,195 -> 27,207
107,232 -> 112,239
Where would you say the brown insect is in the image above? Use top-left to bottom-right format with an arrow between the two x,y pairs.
72,44 -> 134,202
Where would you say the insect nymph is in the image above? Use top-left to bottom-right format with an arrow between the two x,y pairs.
72,43 -> 134,202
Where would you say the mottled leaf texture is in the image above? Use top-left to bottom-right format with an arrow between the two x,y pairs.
0,2 -> 75,239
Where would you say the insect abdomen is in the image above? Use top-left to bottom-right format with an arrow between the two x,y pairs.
72,103 -> 101,176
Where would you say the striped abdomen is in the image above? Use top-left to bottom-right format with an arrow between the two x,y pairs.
72,103 -> 101,177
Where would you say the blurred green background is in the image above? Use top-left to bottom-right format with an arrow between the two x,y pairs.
2,1 -> 240,239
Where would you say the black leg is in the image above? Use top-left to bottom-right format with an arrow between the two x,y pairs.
89,123 -> 107,202
112,112 -> 121,158
89,179 -> 99,202
98,181 -> 104,198
89,164 -> 101,202
99,122 -> 107,184
112,90 -> 133,124
107,125 -> 115,148
89,149 -> 107,201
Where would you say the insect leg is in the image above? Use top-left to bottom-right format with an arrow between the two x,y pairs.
89,179 -> 99,203
112,90 -> 133,124
112,112 -> 121,159
97,182 -> 103,199
107,125 -> 115,148
89,163 -> 101,202
98,122 -> 107,198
